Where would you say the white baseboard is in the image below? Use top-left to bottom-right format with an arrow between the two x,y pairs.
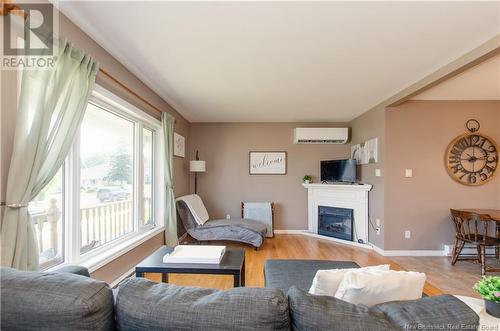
371,244 -> 446,257
274,231 -> 447,256
443,244 -> 497,256
274,230 -> 373,250
109,267 -> 135,288
273,230 -> 308,234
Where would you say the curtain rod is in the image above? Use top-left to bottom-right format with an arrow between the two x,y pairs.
2,2 -> 176,122
99,68 -> 176,122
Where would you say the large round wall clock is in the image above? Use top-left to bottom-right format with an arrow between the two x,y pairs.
445,119 -> 498,186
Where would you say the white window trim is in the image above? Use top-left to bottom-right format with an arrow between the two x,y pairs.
47,85 -> 165,273
80,226 -> 165,273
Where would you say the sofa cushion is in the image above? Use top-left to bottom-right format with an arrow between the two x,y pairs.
371,294 -> 479,330
309,264 -> 389,296
334,269 -> 426,306
265,259 -> 359,292
0,267 -> 114,331
115,278 -> 289,331
287,286 -> 396,331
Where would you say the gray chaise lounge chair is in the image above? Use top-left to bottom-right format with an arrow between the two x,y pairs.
176,198 -> 267,248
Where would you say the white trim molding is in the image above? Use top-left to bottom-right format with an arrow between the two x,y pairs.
443,245 -> 497,257
49,226 -> 165,274
371,244 -> 446,257
273,230 -> 308,234
273,231 -> 448,256
274,230 -> 373,250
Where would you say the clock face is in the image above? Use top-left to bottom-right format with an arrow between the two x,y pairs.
446,133 -> 498,186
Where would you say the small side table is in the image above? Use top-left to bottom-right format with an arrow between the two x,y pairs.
135,246 -> 246,287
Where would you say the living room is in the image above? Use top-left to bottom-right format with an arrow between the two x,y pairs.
1,1 -> 499,330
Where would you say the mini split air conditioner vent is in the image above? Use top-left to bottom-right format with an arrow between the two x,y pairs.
293,128 -> 349,144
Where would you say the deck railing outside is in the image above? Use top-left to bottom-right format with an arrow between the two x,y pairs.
31,197 -> 151,267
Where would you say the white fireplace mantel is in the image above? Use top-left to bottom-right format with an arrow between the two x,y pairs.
302,183 -> 372,246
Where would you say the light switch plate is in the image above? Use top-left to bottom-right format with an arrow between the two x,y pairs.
375,169 -> 382,177
405,169 -> 413,178
375,218 -> 381,226
405,230 -> 411,239
226,214 -> 231,220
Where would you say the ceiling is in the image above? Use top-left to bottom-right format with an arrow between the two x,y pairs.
57,1 -> 500,123
412,54 -> 500,100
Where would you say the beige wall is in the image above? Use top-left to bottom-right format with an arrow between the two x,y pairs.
384,100 -> 500,250
189,123 -> 350,230
0,6 -> 191,280
348,105 -> 386,248
411,54 -> 500,101
56,12 -> 191,198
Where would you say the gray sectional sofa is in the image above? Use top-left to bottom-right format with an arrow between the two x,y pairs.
1,262 -> 479,331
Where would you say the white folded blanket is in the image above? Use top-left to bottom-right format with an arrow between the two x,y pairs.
243,202 -> 272,222
176,194 -> 210,225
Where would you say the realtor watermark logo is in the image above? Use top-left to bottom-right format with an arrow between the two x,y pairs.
1,2 -> 57,69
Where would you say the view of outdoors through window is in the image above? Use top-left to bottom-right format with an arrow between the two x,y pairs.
79,104 -> 134,254
28,96 -> 159,270
28,168 -> 64,269
143,128 -> 154,226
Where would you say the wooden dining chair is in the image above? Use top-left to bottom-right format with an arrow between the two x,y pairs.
450,209 -> 500,275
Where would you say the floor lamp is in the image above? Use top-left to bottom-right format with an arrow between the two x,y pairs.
190,151 -> 206,194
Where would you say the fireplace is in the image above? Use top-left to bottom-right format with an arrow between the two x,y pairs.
318,206 -> 354,241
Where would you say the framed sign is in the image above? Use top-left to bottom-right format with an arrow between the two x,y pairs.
174,132 -> 185,157
249,151 -> 287,175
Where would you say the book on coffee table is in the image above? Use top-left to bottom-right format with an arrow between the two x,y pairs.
162,245 -> 226,264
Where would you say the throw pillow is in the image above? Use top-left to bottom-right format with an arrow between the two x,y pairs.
334,269 -> 426,307
308,264 -> 390,296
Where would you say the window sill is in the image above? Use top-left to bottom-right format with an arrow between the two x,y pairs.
48,226 -> 165,274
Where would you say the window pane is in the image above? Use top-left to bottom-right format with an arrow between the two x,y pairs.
28,168 -> 64,270
80,104 -> 134,255
143,128 -> 154,226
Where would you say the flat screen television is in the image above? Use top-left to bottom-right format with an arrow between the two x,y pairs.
320,159 -> 357,183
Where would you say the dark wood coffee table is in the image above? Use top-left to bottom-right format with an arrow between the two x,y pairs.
135,246 -> 246,287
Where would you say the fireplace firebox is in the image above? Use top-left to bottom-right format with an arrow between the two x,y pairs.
318,206 -> 354,241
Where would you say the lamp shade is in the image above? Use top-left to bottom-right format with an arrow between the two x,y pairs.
190,160 -> 206,172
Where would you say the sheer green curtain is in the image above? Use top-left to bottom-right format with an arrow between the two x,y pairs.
1,40 -> 99,270
162,113 -> 178,246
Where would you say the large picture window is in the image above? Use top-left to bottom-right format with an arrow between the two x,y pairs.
29,86 -> 164,270
79,104 -> 135,254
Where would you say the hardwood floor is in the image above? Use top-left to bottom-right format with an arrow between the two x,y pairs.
145,234 -> 455,296
392,255 -> 500,298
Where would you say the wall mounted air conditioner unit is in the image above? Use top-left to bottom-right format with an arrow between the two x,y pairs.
293,128 -> 349,144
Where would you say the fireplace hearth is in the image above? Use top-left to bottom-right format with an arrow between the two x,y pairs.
318,206 -> 354,241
